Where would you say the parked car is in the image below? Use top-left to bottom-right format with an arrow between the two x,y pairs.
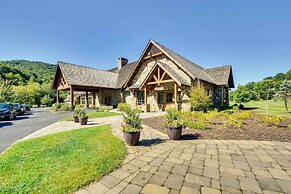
22,104 -> 30,111
12,103 -> 24,115
0,103 -> 16,120
32,105 -> 39,108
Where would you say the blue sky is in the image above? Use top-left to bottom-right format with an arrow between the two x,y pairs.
0,0 -> 290,86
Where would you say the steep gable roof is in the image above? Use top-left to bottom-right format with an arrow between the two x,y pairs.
153,40 -> 217,85
124,40 -> 218,88
205,65 -> 235,88
57,61 -> 118,89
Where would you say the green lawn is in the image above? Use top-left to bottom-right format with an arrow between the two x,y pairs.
0,125 -> 126,194
231,100 -> 291,118
59,111 -> 120,121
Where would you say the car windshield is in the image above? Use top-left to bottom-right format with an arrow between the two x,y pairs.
0,104 -> 9,109
12,104 -> 20,108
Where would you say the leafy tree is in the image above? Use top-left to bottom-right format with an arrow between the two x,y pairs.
275,80 -> 291,112
0,79 -> 14,103
190,86 -> 212,111
41,95 -> 53,106
233,85 -> 252,104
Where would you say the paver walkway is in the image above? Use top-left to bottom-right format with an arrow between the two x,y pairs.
21,112 -> 291,194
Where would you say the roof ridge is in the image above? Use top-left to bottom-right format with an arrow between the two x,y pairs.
151,40 -> 205,70
206,65 -> 231,71
57,61 -> 118,75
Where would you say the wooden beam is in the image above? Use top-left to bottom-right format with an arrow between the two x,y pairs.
158,67 -> 160,82
85,91 -> 89,108
144,87 -> 147,112
70,86 -> 74,109
142,52 -> 163,60
148,79 -> 175,85
174,83 -> 177,106
56,90 -> 60,103
153,75 -> 158,82
160,72 -> 166,81
92,92 -> 96,108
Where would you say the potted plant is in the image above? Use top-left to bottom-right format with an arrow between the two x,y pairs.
78,109 -> 88,125
73,106 -> 81,123
164,108 -> 183,140
121,107 -> 142,146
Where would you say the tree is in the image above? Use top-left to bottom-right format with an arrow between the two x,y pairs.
233,85 -> 252,104
41,95 -> 52,106
0,79 -> 14,103
275,80 -> 291,113
190,86 -> 212,111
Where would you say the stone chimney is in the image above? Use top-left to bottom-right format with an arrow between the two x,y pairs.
118,57 -> 128,69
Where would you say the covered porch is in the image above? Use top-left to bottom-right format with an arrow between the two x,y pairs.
129,62 -> 189,112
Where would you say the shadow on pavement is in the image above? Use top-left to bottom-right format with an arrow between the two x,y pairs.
0,122 -> 13,128
180,133 -> 200,140
138,138 -> 165,147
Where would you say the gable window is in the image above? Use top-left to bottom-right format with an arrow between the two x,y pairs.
158,92 -> 164,104
137,91 -> 144,105
166,93 -> 173,103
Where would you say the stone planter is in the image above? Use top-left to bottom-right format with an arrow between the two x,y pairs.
79,117 -> 88,125
166,127 -> 182,140
123,131 -> 140,146
73,116 -> 79,123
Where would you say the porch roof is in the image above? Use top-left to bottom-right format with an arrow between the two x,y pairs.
53,61 -> 118,90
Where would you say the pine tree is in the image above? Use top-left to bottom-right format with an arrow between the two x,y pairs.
275,80 -> 291,112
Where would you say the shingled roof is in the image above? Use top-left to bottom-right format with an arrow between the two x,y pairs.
205,65 -> 234,88
53,40 -> 234,91
154,40 -> 217,85
115,61 -> 137,88
57,61 -> 118,89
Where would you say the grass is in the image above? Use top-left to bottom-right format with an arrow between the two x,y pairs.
230,100 -> 291,118
59,111 -> 120,121
0,125 -> 126,194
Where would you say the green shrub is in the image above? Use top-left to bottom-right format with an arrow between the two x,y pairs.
121,107 -> 142,132
239,104 -> 244,109
59,103 -> 70,111
99,105 -> 113,112
223,109 -> 233,114
78,109 -> 88,118
263,116 -> 285,126
235,111 -> 252,120
117,103 -> 130,112
52,103 -> 62,111
190,86 -> 212,112
188,120 -> 207,130
73,106 -> 82,117
223,114 -> 243,128
164,108 -> 183,128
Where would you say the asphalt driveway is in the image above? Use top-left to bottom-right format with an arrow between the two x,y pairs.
0,108 -> 71,154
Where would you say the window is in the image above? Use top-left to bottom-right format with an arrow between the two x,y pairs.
166,93 -> 173,103
88,97 -> 92,105
81,97 -> 86,104
137,91 -> 144,105
158,92 -> 164,104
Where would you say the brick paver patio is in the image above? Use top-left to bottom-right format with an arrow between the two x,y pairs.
73,113 -> 291,194
20,111 -> 291,194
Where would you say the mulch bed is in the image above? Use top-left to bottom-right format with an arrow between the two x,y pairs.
142,116 -> 291,142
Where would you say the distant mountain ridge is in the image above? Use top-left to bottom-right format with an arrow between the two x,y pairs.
0,60 -> 56,85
